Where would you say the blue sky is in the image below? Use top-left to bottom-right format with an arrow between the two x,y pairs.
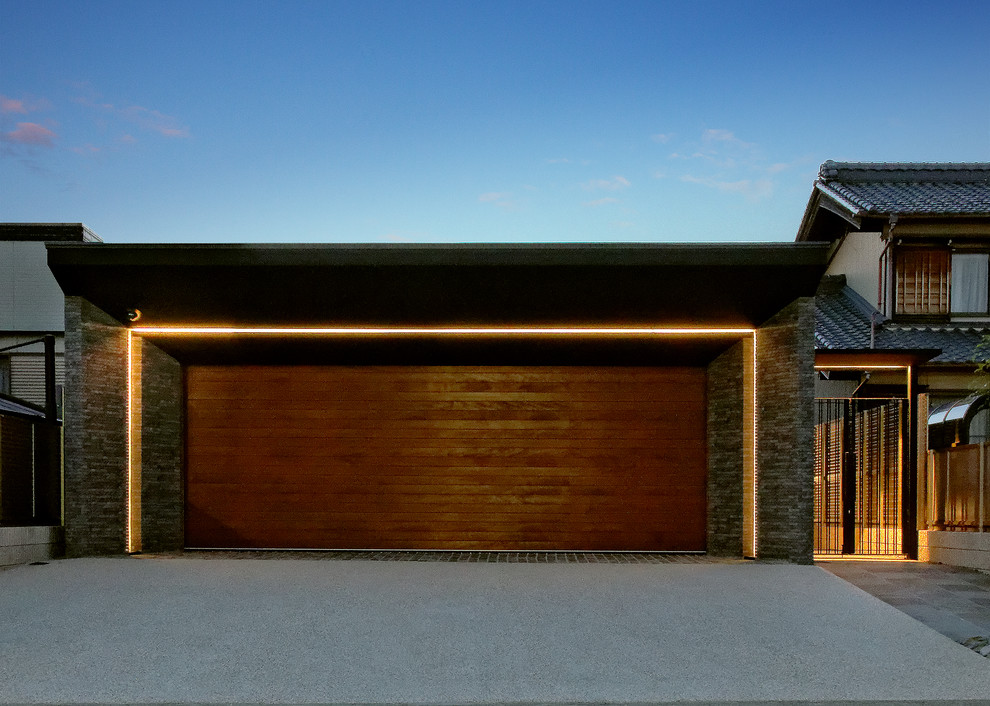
2,0 -> 988,244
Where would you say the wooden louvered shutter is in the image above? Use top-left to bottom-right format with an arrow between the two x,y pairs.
895,249 -> 949,315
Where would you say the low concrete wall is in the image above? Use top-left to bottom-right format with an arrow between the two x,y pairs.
919,530 -> 990,572
0,526 -> 64,566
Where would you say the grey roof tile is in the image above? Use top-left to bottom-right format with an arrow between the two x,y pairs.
816,161 -> 990,216
815,276 -> 878,350
815,275 -> 990,364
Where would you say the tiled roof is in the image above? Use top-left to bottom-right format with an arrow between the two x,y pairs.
815,161 -> 990,216
815,276 -> 875,349
879,324 -> 989,364
815,275 -> 990,364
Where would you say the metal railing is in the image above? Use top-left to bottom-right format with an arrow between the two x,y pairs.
0,411 -> 62,526
814,398 -> 906,555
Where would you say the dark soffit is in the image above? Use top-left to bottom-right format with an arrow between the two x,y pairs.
48,242 -> 829,328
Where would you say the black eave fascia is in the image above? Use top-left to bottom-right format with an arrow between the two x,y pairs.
47,241 -> 829,269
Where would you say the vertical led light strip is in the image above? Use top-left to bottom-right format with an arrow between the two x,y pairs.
126,331 -> 133,553
751,330 -> 759,559
126,330 -> 142,554
741,331 -> 758,559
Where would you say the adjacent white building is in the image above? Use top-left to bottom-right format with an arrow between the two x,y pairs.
0,224 -> 102,407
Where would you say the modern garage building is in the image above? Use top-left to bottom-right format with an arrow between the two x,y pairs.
48,242 -> 827,562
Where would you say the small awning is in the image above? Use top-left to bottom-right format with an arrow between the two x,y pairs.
928,393 -> 990,448
0,394 -> 48,421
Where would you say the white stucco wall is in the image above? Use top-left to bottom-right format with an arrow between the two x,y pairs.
825,232 -> 885,306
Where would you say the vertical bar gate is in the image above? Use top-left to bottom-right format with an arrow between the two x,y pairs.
814,398 -> 907,555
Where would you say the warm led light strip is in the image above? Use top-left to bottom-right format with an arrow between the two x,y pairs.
126,331 -> 134,553
132,326 -> 756,335
751,332 -> 758,560
814,364 -> 908,370
124,325 -> 759,556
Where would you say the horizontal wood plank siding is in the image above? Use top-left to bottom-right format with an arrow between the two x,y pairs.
185,365 -> 706,551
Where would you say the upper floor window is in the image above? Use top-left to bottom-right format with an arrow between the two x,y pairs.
895,249 -> 949,315
950,252 -> 989,314
890,248 -> 990,317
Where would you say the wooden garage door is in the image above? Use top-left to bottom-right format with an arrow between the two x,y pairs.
185,366 -> 706,551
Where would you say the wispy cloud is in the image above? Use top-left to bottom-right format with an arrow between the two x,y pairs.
584,197 -> 619,207
662,129 -> 790,202
73,85 -> 190,139
701,128 -> 754,149
0,94 -> 50,115
1,96 -> 27,114
680,174 -> 773,201
651,132 -> 674,144
120,105 -> 189,138
583,175 -> 630,191
3,122 -> 56,146
478,191 -> 518,211
479,192 -> 510,202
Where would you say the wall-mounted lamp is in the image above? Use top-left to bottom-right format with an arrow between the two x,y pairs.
126,309 -> 142,323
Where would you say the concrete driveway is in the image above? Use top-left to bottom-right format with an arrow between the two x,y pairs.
2,556 -> 990,704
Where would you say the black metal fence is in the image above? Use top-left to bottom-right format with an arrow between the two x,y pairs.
0,411 -> 61,526
814,398 -> 907,555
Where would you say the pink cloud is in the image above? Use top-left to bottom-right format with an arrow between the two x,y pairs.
121,105 -> 189,138
4,122 -> 56,146
1,95 -> 27,114
74,88 -> 190,138
0,95 -> 51,115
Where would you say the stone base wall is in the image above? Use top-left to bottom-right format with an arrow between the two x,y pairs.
707,340 -> 745,557
755,297 -> 816,564
139,338 -> 184,551
63,297 -> 128,557
919,530 -> 990,572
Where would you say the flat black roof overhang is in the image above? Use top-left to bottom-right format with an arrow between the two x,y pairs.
48,242 -> 828,365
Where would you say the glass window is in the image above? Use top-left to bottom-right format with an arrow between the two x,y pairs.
951,253 -> 989,314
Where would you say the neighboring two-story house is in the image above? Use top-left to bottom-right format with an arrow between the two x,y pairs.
1,223 -> 102,408
799,161 -> 990,403
797,161 -> 990,567
1,223 -> 101,566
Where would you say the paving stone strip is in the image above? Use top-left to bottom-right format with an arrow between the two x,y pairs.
140,549 -> 748,564
819,559 -> 990,660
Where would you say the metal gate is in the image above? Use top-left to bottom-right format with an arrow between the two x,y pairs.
814,398 -> 907,555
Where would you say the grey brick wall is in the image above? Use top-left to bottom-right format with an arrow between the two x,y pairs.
139,338 -> 184,551
755,297 -> 815,564
63,297 -> 127,557
706,340 -> 744,556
